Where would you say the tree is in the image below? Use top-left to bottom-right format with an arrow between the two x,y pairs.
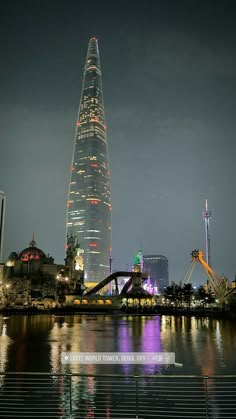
182,283 -> 194,308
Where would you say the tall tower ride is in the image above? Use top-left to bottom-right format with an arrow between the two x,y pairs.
66,38 -> 111,285
202,198 -> 211,266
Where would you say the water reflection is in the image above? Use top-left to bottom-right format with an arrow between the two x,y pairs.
0,314 -> 235,376
1,314 -> 236,417
0,319 -> 12,372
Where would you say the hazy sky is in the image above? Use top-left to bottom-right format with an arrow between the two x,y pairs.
1,1 -> 235,285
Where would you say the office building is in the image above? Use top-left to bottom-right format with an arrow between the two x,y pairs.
143,255 -> 169,292
66,38 -> 111,285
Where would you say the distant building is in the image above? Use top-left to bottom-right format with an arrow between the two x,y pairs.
2,236 -> 59,304
143,255 -> 169,292
1,235 -> 84,306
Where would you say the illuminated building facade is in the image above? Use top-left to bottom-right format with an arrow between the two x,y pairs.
143,255 -> 169,292
66,38 -> 111,285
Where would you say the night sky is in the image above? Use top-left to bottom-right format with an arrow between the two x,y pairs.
1,1 -> 235,285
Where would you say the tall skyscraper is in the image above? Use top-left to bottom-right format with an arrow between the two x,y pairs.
66,38 -> 111,285
143,255 -> 169,292
202,198 -> 211,266
0,191 -> 6,263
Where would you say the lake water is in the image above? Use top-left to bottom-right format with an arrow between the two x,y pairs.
0,314 -> 235,376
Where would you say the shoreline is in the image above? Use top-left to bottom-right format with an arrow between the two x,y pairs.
0,306 -> 236,319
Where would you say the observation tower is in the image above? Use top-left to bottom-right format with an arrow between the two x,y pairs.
202,198 -> 212,266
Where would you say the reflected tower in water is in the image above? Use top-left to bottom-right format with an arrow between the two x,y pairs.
66,38 -> 111,286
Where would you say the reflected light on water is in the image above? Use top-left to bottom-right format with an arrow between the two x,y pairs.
0,314 -> 235,377
0,320 -> 12,372
1,314 -> 236,418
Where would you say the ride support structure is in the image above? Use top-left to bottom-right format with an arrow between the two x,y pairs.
180,250 -> 233,304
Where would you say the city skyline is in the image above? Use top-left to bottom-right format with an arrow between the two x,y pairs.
0,1 -> 235,285
66,37 -> 111,283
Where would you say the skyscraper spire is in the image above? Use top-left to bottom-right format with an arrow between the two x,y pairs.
66,38 -> 111,285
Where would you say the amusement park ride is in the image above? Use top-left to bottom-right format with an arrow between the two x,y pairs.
180,249 -> 234,304
66,233 -> 235,306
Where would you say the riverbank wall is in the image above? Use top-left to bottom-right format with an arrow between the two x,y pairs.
0,305 -> 236,319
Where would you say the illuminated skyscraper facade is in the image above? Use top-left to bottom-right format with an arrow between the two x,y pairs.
66,38 -> 111,284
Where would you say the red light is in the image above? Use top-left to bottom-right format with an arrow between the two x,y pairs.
91,200 -> 98,204
108,171 -> 110,176
104,124 -> 107,130
71,166 -> 75,171
68,203 -> 70,207
89,242 -> 97,247
110,206 -> 112,211
77,121 -> 80,126
91,163 -> 98,167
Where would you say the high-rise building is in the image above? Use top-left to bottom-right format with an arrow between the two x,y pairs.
66,38 -> 111,286
143,255 -> 169,292
0,191 -> 6,263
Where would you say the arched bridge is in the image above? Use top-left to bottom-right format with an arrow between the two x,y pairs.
84,271 -> 148,296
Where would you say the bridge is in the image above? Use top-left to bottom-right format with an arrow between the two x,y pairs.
84,271 -> 148,296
